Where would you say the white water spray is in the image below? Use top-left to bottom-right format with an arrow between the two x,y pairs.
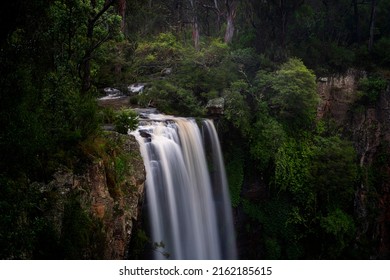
133,114 -> 236,259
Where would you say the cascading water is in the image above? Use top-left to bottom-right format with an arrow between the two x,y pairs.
132,114 -> 237,259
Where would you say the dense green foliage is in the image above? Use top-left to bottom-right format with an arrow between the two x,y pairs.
0,0 -> 122,259
357,75 -> 388,105
262,59 -> 319,132
114,109 -> 139,134
225,145 -> 245,208
1,0 -> 120,179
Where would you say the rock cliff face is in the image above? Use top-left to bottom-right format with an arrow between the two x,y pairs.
39,132 -> 145,259
317,70 -> 390,258
317,69 -> 366,123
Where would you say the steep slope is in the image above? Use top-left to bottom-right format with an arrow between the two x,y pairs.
317,70 -> 390,258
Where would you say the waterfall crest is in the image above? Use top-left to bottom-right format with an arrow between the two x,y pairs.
133,114 -> 237,259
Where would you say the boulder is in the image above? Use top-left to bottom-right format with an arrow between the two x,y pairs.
206,97 -> 225,115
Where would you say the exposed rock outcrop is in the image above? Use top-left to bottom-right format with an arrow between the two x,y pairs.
38,132 -> 145,259
206,97 -> 225,115
316,69 -> 390,258
317,69 -> 366,122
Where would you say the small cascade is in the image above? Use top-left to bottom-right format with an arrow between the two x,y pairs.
132,114 -> 237,259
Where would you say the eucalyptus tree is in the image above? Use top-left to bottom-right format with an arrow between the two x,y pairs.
80,0 -> 121,92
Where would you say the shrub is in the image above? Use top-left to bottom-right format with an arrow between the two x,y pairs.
138,80 -> 203,116
357,75 -> 388,105
258,58 -> 318,133
133,32 -> 183,75
222,80 -> 252,135
249,102 -> 285,170
114,109 -> 139,134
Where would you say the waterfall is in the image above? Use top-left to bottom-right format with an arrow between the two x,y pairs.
132,114 -> 237,259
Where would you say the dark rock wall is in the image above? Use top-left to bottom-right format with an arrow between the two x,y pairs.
317,70 -> 390,258
38,132 -> 145,259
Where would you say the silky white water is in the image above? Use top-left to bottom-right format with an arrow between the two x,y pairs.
133,115 -> 236,259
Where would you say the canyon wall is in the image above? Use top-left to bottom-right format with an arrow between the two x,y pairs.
317,70 -> 390,258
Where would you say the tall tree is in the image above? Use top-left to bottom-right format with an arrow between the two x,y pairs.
80,0 -> 119,92
273,0 -> 304,46
224,0 -> 237,44
368,0 -> 377,51
198,0 -> 222,36
188,0 -> 200,50
118,0 -> 126,33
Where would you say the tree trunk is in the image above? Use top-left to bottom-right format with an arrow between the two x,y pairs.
193,20 -> 200,50
173,0 -> 183,33
224,0 -> 237,44
118,0 -> 126,33
368,0 -> 377,52
214,0 -> 221,30
224,13 -> 234,43
188,0 -> 200,50
81,20 -> 95,93
81,57 -> 92,93
200,0 -> 222,36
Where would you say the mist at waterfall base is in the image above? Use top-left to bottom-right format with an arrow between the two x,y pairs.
133,115 -> 237,260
